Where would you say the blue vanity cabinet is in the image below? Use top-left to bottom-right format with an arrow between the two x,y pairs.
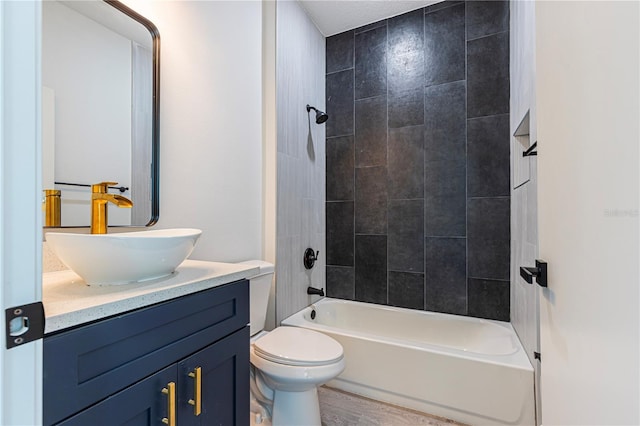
44,280 -> 249,426
178,327 -> 249,425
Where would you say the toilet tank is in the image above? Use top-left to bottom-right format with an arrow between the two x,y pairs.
238,260 -> 274,336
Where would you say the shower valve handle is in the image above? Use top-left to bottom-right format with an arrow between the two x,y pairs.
304,248 -> 319,269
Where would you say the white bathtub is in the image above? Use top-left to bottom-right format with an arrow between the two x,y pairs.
282,298 -> 535,426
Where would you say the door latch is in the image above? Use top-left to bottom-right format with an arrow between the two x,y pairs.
5,302 -> 44,349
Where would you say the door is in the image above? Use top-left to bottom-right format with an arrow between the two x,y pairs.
536,1 -> 639,424
178,328 -> 249,426
0,1 -> 44,424
57,365 -> 178,426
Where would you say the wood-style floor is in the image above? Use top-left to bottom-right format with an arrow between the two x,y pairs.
318,386 -> 466,426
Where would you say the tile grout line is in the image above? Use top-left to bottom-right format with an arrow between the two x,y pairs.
386,19 -> 390,307
424,1 -> 464,16
351,28 -> 356,301
464,0 -> 469,316
355,93 -> 387,103
326,66 -> 354,77
423,4 -> 428,312
465,28 -> 509,44
326,132 -> 354,140
468,276 -> 511,282
467,112 -> 510,122
354,21 -> 387,36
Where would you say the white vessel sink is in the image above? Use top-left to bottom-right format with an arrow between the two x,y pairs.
46,228 -> 202,286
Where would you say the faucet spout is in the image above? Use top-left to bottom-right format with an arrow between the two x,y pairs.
91,181 -> 133,234
307,286 -> 325,297
93,193 -> 134,207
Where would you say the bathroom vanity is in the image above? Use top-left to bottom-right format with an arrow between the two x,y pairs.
42,261 -> 255,426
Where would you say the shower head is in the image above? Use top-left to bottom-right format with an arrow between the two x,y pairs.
306,105 -> 329,124
314,110 -> 329,124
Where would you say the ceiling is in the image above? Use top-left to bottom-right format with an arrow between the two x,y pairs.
298,0 -> 443,37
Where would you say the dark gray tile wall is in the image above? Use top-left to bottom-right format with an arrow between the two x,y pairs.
424,3 -> 465,87
468,278 -> 510,320
467,31 -> 510,118
326,31 -> 354,73
467,114 -> 510,197
424,81 -> 467,237
355,27 -> 387,99
326,266 -> 355,300
355,166 -> 387,234
355,96 -> 387,167
389,271 -> 425,310
326,135 -> 355,201
388,126 -> 424,198
388,10 -> 424,94
468,197 -> 510,280
326,201 -> 353,266
388,199 -> 424,272
326,69 -> 354,137
425,237 -> 467,315
355,235 -> 387,304
325,1 -> 510,321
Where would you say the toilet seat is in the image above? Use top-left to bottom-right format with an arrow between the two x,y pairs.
253,327 -> 343,367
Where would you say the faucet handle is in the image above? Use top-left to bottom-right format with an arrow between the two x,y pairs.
92,181 -> 118,193
304,248 -> 320,269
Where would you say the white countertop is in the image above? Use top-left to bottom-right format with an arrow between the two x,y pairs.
43,259 -> 259,334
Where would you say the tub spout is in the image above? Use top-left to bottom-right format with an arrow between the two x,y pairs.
307,286 -> 324,296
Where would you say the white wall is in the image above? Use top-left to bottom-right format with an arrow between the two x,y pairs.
275,0 -> 326,324
122,0 -> 264,262
536,1 -> 639,424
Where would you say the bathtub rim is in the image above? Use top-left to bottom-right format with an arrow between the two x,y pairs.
282,297 -> 533,372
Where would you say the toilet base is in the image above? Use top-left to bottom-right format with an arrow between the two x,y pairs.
250,410 -> 272,426
271,387 -> 321,426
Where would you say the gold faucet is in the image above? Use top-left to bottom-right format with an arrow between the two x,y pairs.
43,189 -> 61,227
91,181 -> 133,234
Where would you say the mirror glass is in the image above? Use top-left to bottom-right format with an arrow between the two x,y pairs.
42,0 -> 159,227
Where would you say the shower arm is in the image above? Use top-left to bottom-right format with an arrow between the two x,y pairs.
306,104 -> 328,124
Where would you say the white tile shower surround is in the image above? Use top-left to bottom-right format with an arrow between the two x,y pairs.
319,387 -> 465,426
275,0 -> 327,324
510,0 -> 540,421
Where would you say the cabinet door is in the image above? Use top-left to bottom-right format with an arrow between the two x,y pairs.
178,327 -> 249,426
57,365 -> 177,426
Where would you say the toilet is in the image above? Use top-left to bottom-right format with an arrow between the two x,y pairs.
239,260 -> 345,426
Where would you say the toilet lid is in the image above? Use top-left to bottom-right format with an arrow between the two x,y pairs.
253,327 -> 343,367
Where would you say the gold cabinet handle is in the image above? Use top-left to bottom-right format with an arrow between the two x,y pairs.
188,366 -> 202,416
161,382 -> 176,426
